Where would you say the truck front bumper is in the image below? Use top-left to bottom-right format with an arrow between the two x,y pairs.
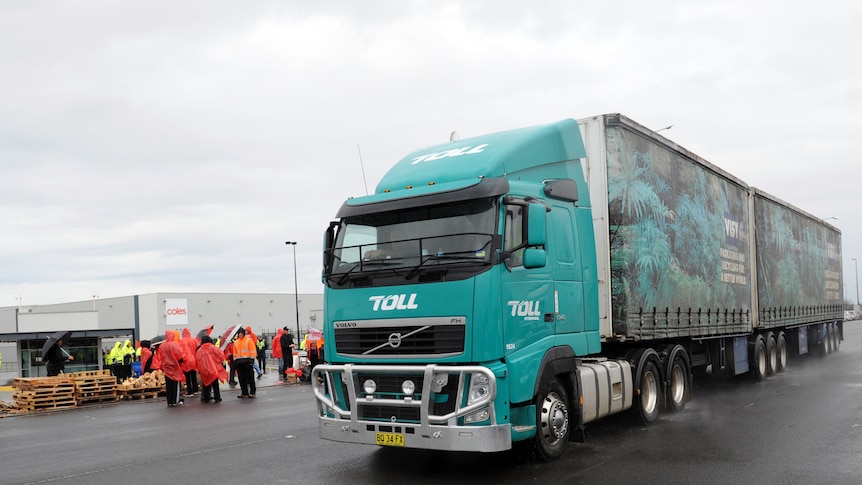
312,363 -> 512,453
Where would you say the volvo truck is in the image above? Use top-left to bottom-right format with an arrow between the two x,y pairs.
312,113 -> 843,459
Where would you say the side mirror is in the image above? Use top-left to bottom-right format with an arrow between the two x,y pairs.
527,203 -> 546,246
523,248 -> 546,268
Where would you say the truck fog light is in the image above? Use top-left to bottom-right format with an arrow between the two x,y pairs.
363,379 -> 377,395
465,408 -> 490,423
402,379 -> 415,396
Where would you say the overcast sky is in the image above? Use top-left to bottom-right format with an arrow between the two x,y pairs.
2,1 -> 861,307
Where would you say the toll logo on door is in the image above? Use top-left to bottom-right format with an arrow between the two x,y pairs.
507,300 -> 541,321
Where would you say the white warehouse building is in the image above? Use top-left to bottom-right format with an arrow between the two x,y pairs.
0,292 -> 322,380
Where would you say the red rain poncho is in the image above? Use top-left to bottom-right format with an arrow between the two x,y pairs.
140,346 -> 153,373
195,339 -> 228,386
272,328 -> 284,359
179,328 -> 198,372
156,330 -> 186,382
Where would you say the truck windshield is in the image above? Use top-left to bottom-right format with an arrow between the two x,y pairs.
325,197 -> 498,287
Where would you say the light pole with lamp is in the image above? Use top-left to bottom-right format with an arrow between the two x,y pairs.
285,241 -> 301,340
853,258 -> 859,311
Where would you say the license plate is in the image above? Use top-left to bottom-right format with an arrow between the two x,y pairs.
375,431 -> 405,447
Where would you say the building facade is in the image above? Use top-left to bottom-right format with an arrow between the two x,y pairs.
0,292 -> 322,379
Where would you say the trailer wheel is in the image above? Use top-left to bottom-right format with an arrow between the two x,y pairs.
776,332 -> 788,373
832,323 -> 840,353
667,351 -> 689,413
826,324 -> 834,354
765,332 -> 778,376
533,378 -> 570,460
750,335 -> 768,380
633,361 -> 661,424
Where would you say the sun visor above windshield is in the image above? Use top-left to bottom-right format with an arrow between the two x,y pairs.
375,119 -> 587,194
337,177 -> 509,218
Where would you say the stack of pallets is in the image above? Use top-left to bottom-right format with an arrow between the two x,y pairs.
71,370 -> 117,405
12,377 -> 77,413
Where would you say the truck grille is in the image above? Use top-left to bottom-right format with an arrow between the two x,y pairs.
334,320 -> 465,357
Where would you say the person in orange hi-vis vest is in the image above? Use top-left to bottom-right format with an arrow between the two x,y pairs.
233,327 -> 257,399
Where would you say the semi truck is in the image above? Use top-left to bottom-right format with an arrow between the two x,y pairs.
312,113 -> 843,459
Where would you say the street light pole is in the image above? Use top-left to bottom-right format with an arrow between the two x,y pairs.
853,258 -> 859,308
285,241 -> 301,340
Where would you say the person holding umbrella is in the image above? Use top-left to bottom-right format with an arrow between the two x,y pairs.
43,332 -> 74,376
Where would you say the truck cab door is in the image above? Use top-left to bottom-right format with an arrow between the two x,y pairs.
501,199 -> 555,355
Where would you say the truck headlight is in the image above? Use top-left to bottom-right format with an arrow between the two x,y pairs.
467,373 -> 490,405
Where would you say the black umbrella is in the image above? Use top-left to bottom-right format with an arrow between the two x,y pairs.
41,330 -> 71,361
150,334 -> 166,348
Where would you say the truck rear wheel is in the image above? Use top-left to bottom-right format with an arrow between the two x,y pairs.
750,335 -> 767,380
633,361 -> 661,424
533,378 -> 570,460
832,323 -> 840,352
776,332 -> 788,373
765,332 -> 777,376
663,345 -> 690,413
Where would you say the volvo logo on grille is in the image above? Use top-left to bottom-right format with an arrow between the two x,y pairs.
388,333 -> 402,348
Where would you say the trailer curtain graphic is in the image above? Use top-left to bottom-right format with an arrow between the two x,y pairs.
605,126 -> 751,338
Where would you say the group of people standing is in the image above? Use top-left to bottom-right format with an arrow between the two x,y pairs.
105,340 -> 136,383
149,328 -> 229,407
40,324 -> 314,407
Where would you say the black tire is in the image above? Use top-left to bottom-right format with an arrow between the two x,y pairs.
826,324 -> 834,354
750,335 -> 767,380
533,378 -> 570,460
765,332 -> 777,376
666,351 -> 689,413
832,324 -> 841,353
633,361 -> 662,424
776,332 -> 788,373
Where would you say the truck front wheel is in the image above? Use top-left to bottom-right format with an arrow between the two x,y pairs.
533,378 -> 570,460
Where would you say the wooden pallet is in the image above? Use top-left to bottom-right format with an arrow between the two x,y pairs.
70,369 -> 112,379
72,371 -> 118,404
118,387 -> 161,400
12,377 -> 77,413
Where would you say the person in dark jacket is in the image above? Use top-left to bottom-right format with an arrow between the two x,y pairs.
45,338 -> 74,376
279,327 -> 296,380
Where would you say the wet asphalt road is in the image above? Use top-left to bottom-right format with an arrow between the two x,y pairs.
2,323 -> 862,484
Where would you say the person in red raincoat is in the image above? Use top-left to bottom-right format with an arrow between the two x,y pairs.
195,335 -> 227,403
140,341 -> 154,374
272,328 -> 284,383
157,330 -> 186,407
179,328 -> 199,395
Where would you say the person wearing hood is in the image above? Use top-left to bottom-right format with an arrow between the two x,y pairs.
195,335 -> 227,403
121,340 -> 135,380
245,326 -> 264,380
180,328 -> 199,395
140,340 -> 154,374
108,341 -> 124,383
156,330 -> 186,407
233,326 -> 257,399
272,328 -> 284,384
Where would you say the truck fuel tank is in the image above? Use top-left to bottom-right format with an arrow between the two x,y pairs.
579,360 -> 633,423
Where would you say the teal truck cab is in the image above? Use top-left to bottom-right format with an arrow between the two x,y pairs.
313,114 -> 842,459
